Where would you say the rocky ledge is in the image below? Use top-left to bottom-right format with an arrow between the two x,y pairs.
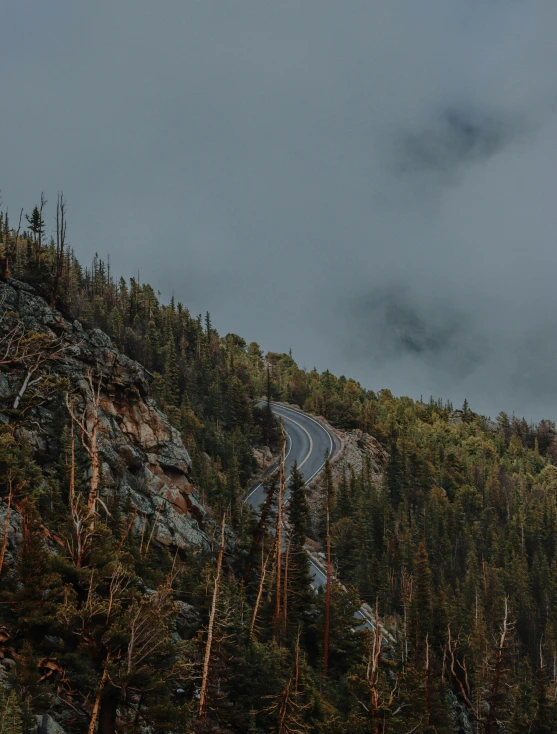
0,279 -> 209,554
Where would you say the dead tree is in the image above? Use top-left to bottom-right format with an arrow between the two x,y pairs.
61,426 -> 101,568
97,583 -> 180,734
362,599 -> 399,732
485,596 -> 512,734
0,315 -> 44,369
88,660 -> 110,734
66,372 -> 103,520
116,509 -> 138,553
0,310 -> 67,416
105,563 -> 131,624
0,474 -> 15,576
264,626 -> 310,733
142,506 -> 161,559
274,437 -> 286,640
64,497 -> 97,568
250,547 -> 271,639
446,600 -> 514,732
51,192 -> 67,307
282,540 -> 290,641
323,506 -> 331,679
68,427 -> 75,507
446,624 -> 478,719
400,569 -> 413,671
199,513 -> 226,720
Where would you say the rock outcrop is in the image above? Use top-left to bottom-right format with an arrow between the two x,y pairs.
328,428 -> 388,485
0,279 -> 209,553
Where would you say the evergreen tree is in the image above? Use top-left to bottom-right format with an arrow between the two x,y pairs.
411,540 -> 433,665
6,501 -> 62,643
318,452 -> 335,540
532,662 -> 555,734
286,462 -> 313,628
0,689 -> 23,734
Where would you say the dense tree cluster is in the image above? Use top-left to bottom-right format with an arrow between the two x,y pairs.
2,196 -> 557,731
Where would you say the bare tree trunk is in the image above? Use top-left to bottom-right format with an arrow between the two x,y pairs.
142,507 -> 161,558
69,427 -> 75,507
66,373 -> 102,526
366,598 -> 383,728
0,483 -> 13,577
116,509 -> 137,552
277,680 -> 291,734
323,506 -> 331,679
138,514 -> 147,556
485,597 -> 510,734
88,659 -> 110,734
199,513 -> 226,720
88,412 -> 100,516
274,440 -> 286,640
282,540 -> 290,640
250,548 -> 270,638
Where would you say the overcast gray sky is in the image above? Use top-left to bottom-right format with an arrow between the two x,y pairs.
4,1 -> 557,420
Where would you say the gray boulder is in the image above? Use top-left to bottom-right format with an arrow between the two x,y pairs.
36,714 -> 66,734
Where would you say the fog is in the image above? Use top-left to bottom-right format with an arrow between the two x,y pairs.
4,0 -> 557,419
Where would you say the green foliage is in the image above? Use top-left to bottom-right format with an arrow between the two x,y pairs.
286,463 -> 314,629
4,199 -> 557,730
0,688 -> 23,734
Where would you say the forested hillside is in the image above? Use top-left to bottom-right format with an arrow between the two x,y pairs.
2,199 -> 557,732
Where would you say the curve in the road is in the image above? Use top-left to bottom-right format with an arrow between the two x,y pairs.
246,402 -> 336,510
245,402 -> 387,636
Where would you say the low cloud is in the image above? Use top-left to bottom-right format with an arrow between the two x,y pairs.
397,106 -> 518,179
3,0 -> 557,419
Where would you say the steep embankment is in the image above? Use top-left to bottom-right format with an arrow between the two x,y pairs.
0,278 -> 209,570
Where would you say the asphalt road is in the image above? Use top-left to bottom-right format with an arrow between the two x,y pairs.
245,403 -> 386,635
246,402 -> 337,517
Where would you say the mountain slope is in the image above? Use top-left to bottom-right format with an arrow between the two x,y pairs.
1,278 -> 209,553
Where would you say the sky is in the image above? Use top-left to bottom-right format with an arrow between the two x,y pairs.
3,0 -> 557,420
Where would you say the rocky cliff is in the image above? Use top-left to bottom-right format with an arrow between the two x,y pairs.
0,278 -> 210,564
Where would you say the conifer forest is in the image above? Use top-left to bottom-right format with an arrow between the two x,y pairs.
2,198 -> 557,734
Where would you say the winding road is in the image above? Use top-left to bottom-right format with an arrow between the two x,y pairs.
246,402 -> 384,635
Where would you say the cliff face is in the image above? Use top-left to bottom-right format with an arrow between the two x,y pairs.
0,279 -> 209,556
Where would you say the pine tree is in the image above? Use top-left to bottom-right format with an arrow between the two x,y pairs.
163,333 -> 180,414
7,501 -> 62,643
462,398 -> 470,422
0,689 -> 23,734
411,540 -> 433,665
532,661 -> 555,734
286,462 -> 313,629
226,456 -> 242,527
333,466 -> 350,523
24,194 -> 46,264
385,435 -> 405,509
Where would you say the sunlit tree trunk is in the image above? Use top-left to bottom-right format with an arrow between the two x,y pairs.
199,513 -> 226,720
